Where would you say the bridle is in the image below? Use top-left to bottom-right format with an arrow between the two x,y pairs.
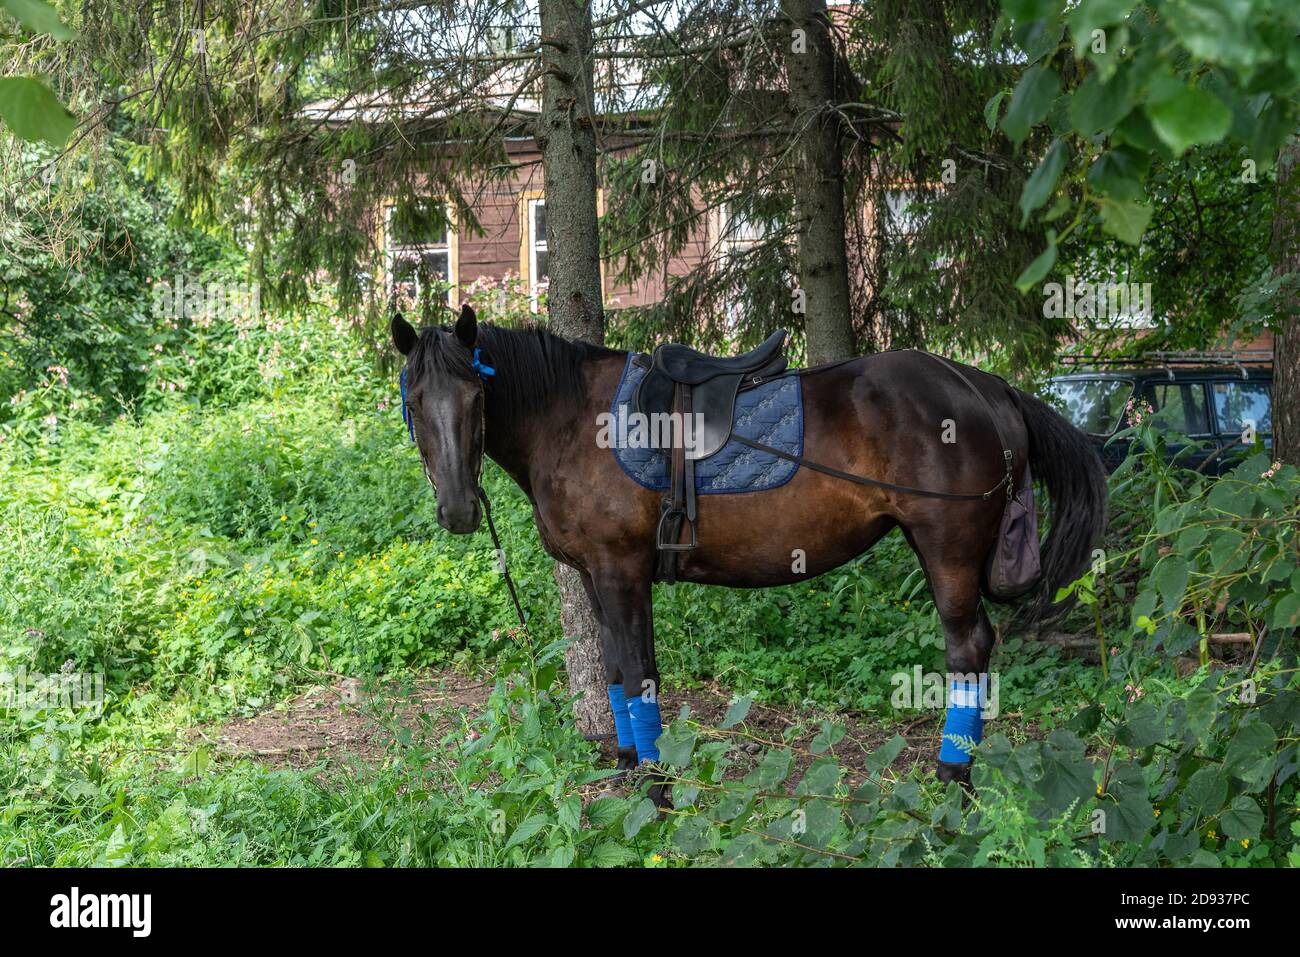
400,344 -> 529,633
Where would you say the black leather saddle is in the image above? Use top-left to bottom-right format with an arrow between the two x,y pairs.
631,330 -> 789,580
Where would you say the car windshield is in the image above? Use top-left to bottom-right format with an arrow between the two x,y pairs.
1047,378 -> 1134,436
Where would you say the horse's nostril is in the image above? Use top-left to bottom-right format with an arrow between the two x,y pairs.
437,504 -> 446,525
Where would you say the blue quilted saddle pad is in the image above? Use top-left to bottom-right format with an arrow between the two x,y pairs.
607,353 -> 804,494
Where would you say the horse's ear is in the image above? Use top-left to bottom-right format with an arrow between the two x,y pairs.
391,311 -> 417,356
454,304 -> 477,349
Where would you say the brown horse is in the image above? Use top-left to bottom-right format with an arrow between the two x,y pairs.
392,306 -> 1107,801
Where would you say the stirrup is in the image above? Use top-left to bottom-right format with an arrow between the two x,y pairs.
655,506 -> 697,551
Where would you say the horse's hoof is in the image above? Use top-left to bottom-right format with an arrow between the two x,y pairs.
616,747 -> 639,771
936,759 -> 974,792
647,781 -> 674,812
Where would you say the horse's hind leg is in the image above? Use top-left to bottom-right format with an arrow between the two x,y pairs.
904,527 -> 997,788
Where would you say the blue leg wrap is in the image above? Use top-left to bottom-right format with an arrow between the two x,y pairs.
938,679 -> 984,764
607,685 -> 635,750
626,695 -> 663,763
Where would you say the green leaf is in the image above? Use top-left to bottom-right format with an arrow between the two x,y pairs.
796,758 -> 841,796
0,0 -> 76,39
1066,0 -> 1135,52
1220,796 -> 1264,842
505,813 -> 550,848
1271,593 -> 1300,631
1117,699 -> 1165,748
557,796 -> 582,832
1015,233 -> 1058,292
1180,765 -> 1228,820
1184,687 -> 1220,743
655,721 -> 697,767
720,694 -> 752,729
1001,65 -> 1060,146
671,815 -> 711,855
746,748 -> 794,789
584,796 -> 628,829
1002,0 -> 1059,20
1225,720 -> 1276,788
1086,147 -> 1148,201
810,720 -> 845,754
1166,0 -> 1266,73
1145,86 -> 1232,157
179,746 -> 211,777
1036,730 -> 1096,815
865,734 -> 907,774
0,76 -> 77,146
984,90 -> 1006,132
1020,138 -> 1069,225
1100,792 -> 1155,843
1070,65 -> 1137,135
718,832 -> 764,867
1099,198 -> 1153,246
1152,555 -> 1189,614
586,840 -> 639,867
622,797 -> 657,839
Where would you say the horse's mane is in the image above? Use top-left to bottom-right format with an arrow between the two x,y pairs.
406,322 -> 622,422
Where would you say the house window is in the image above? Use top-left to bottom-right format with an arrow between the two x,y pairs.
884,191 -> 923,242
525,197 -> 549,307
386,201 -> 455,309
720,202 -> 767,258
717,201 -> 779,330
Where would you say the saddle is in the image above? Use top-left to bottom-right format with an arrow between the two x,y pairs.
632,330 -> 789,581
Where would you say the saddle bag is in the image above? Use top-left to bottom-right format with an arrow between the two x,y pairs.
985,464 -> 1041,600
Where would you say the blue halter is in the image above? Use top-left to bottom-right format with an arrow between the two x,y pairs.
399,348 -> 495,445
399,367 -> 415,443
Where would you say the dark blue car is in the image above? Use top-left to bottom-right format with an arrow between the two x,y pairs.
1046,357 -> 1273,474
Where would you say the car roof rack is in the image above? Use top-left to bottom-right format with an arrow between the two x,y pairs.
1060,350 -> 1273,380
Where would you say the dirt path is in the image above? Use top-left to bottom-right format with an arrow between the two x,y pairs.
194,669 -> 943,787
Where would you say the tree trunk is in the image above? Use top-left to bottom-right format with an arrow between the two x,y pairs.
536,0 -> 608,737
782,0 -> 855,365
1273,139 -> 1300,468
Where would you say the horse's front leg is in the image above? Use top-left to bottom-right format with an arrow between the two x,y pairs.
573,567 -> 638,771
591,568 -> 671,809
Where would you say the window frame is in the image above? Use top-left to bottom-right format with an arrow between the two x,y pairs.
517,190 -> 549,310
383,199 -> 458,308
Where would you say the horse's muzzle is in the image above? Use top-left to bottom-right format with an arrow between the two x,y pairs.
437,499 -> 481,534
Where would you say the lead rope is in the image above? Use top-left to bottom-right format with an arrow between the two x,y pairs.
471,363 -> 529,635
477,485 -> 529,634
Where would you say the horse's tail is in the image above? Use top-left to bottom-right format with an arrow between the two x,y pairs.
1000,389 -> 1109,626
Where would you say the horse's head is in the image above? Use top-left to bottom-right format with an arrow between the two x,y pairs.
392,304 -> 486,534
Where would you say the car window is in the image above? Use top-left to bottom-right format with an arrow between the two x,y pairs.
1046,378 -> 1133,435
1211,381 -> 1272,436
1149,382 -> 1210,435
